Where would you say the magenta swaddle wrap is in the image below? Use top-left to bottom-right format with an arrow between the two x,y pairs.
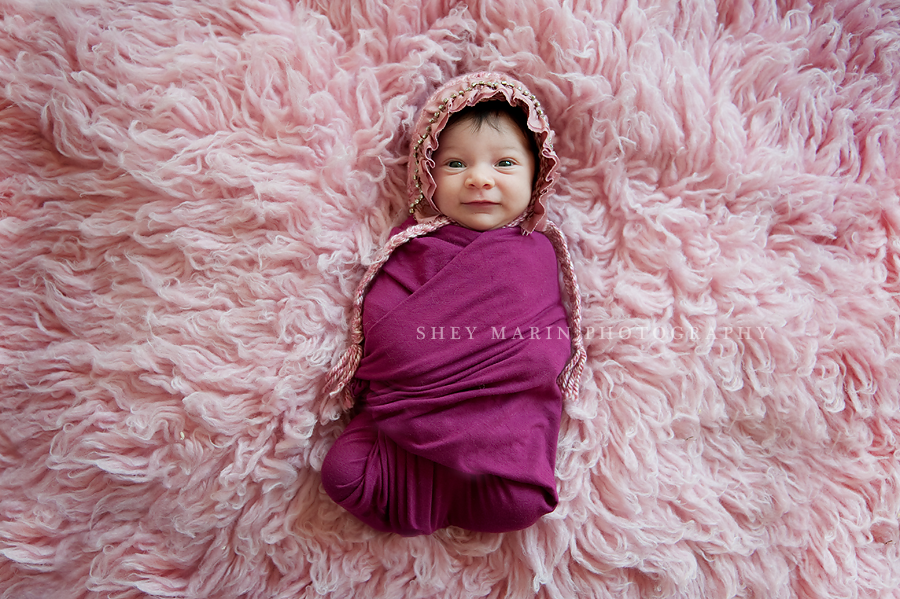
323,222 -> 570,534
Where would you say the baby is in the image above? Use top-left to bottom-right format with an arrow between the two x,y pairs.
321,72 -> 585,536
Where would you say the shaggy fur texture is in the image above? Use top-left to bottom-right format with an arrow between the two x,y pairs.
1,0 -> 899,597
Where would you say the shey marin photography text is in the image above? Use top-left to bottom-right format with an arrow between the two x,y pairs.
414,324 -> 770,342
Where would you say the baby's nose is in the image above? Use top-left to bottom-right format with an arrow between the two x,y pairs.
466,165 -> 495,187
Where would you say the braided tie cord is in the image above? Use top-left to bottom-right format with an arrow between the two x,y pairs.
543,221 -> 587,405
323,217 -> 452,408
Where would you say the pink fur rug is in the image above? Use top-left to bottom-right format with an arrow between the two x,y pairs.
2,0 -> 899,597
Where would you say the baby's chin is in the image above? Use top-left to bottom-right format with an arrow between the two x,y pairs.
443,211 -> 528,232
455,219 -> 517,232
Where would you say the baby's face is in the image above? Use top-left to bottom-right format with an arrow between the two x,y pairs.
431,113 -> 535,231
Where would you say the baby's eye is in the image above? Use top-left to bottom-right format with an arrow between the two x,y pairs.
447,160 -> 465,168
497,159 -> 515,167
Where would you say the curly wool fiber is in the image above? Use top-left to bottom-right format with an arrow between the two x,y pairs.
2,0 -> 900,598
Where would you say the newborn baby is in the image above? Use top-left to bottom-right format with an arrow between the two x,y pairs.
320,72 -> 585,536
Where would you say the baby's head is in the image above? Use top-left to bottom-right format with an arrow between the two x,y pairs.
430,101 -> 539,231
408,73 -> 559,233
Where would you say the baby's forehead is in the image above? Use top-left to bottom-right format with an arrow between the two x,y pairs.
435,113 -> 529,147
443,109 -> 520,133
